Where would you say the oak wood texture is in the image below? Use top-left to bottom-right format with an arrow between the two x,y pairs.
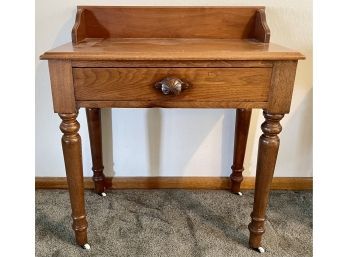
71,60 -> 274,68
35,176 -> 313,191
48,60 -> 76,113
230,109 -> 252,193
77,100 -> 268,109
86,108 -> 106,194
59,112 -> 88,246
71,8 -> 86,44
268,61 -> 299,113
73,68 -> 272,103
41,38 -> 304,61
248,111 -> 284,249
40,6 -> 305,251
253,9 -> 270,43
71,6 -> 267,43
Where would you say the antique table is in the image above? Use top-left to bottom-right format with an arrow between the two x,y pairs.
40,6 -> 304,253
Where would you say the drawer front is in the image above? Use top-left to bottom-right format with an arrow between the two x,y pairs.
73,68 -> 272,102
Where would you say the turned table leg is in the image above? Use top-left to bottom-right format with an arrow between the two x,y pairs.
86,108 -> 106,195
59,112 -> 89,248
248,111 -> 284,252
230,108 -> 252,194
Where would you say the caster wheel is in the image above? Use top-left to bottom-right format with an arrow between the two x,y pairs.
100,192 -> 107,197
83,243 -> 91,250
236,192 -> 243,196
257,247 -> 265,253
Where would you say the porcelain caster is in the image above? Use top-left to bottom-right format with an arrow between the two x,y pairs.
256,247 -> 265,253
234,192 -> 243,196
82,243 -> 91,250
99,192 -> 107,197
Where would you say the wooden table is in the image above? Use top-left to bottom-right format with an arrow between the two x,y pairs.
40,6 -> 304,252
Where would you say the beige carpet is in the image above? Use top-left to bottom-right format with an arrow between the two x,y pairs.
35,190 -> 312,257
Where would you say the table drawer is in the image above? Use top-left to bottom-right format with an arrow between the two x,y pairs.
73,68 -> 272,102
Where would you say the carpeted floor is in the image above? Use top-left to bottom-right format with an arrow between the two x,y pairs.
35,190 -> 312,257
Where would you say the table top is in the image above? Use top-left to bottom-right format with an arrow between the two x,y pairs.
40,38 -> 304,61
42,7 -> 303,115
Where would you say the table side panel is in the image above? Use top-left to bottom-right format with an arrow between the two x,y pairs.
73,68 -> 272,106
267,61 -> 298,113
48,60 -> 76,113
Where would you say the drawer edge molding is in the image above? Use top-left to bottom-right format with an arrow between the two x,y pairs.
77,100 -> 268,109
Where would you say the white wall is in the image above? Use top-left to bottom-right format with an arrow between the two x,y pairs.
35,0 -> 312,178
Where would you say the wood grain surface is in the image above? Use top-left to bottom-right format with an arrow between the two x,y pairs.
71,6 -> 263,43
58,113 -> 88,246
230,109 -> 252,193
253,9 -> 270,43
41,38 -> 304,61
76,100 -> 268,109
267,61 -> 298,113
86,108 -> 106,194
71,60 -> 274,68
73,67 -> 272,103
248,112 -> 284,249
40,6 -> 306,250
48,60 -> 76,113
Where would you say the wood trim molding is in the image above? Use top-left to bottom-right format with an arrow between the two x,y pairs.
71,8 -> 86,44
35,176 -> 312,190
252,9 -> 270,43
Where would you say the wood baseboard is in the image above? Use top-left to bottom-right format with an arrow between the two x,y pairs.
35,176 -> 312,190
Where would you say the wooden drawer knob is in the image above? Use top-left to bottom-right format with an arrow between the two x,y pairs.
154,77 -> 189,95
